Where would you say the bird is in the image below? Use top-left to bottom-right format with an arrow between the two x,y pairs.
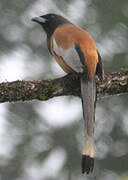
32,13 -> 104,174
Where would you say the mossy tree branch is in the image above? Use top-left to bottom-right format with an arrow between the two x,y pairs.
0,71 -> 128,103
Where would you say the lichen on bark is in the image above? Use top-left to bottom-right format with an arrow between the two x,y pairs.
0,71 -> 128,103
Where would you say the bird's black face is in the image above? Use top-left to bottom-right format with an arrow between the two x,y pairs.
32,13 -> 70,37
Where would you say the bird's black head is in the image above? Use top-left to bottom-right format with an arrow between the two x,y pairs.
32,13 -> 70,37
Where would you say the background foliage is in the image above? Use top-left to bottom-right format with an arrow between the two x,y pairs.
0,0 -> 128,179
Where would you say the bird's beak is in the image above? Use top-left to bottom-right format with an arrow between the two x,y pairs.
32,17 -> 46,24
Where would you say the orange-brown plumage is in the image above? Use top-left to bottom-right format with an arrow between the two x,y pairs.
32,13 -> 104,175
52,24 -> 98,79
49,35 -> 75,73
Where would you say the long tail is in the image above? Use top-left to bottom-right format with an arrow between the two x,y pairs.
80,75 -> 96,174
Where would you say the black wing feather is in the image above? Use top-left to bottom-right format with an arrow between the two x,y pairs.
96,51 -> 104,81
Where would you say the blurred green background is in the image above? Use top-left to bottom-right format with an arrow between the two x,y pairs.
0,0 -> 128,179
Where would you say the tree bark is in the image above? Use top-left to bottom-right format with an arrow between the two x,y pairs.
0,71 -> 128,103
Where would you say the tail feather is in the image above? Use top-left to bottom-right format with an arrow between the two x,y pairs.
82,155 -> 94,174
80,76 -> 96,174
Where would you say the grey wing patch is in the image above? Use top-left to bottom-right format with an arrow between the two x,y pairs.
53,38 -> 83,73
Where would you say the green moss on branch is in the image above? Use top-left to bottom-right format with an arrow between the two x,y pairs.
0,71 -> 128,103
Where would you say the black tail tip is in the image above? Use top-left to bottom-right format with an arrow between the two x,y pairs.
81,155 -> 94,174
